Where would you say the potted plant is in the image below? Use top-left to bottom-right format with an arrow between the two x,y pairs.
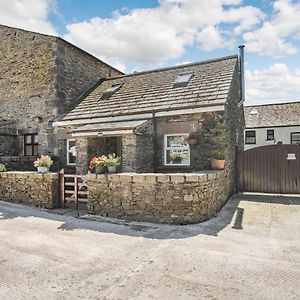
171,152 -> 183,164
104,153 -> 121,173
0,163 -> 6,172
210,148 -> 226,170
34,155 -> 53,173
89,155 -> 107,174
186,132 -> 198,146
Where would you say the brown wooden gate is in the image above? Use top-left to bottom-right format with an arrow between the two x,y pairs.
239,145 -> 300,194
59,170 -> 88,208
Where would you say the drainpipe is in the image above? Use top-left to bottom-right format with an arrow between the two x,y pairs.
152,112 -> 157,171
236,45 -> 245,193
238,45 -> 245,105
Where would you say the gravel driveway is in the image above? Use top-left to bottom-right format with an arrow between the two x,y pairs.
0,194 -> 299,300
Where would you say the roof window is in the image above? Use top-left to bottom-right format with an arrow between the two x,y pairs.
173,73 -> 193,88
100,83 -> 122,100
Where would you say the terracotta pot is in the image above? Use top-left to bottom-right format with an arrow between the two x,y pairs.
96,166 -> 106,174
37,167 -> 49,173
187,138 -> 198,146
211,159 -> 225,170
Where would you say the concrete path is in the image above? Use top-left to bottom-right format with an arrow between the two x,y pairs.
0,194 -> 299,300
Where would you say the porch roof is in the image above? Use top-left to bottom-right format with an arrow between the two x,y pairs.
71,119 -> 148,136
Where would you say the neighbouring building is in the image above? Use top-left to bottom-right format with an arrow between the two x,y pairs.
54,55 -> 244,182
0,24 -> 123,170
244,102 -> 300,150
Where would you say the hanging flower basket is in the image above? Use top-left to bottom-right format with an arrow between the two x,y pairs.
186,133 -> 199,145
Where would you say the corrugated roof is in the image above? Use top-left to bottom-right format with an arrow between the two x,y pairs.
61,55 -> 238,123
244,101 -> 300,128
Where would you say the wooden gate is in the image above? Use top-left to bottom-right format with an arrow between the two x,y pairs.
239,145 -> 300,194
59,170 -> 88,208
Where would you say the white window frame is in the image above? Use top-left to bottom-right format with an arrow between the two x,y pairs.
164,133 -> 190,166
67,139 -> 76,166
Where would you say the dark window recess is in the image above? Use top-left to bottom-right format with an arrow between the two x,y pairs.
291,132 -> 300,145
100,83 -> 122,100
245,130 -> 256,144
267,129 -> 274,140
173,73 -> 193,88
24,134 -> 38,156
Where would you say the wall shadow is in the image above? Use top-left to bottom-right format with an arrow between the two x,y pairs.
1,193 -> 297,240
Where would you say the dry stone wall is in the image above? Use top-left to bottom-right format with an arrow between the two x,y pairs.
88,170 -> 231,224
0,172 -> 59,208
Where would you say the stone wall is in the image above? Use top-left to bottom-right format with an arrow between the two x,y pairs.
0,24 -> 122,170
122,134 -> 154,173
0,172 -> 59,208
0,134 -> 16,156
155,112 -> 226,171
88,170 -> 231,224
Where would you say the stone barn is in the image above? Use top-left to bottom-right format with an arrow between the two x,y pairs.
0,24 -> 122,170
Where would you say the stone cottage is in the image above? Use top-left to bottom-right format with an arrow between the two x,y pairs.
0,24 -> 123,170
54,55 -> 244,182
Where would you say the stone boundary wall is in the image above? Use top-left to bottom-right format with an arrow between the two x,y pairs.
88,171 -> 232,224
0,172 -> 59,208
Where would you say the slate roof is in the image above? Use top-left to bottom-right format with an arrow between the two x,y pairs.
60,55 -> 238,124
244,102 -> 300,128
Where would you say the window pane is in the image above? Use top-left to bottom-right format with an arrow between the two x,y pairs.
67,140 -> 76,165
245,131 -> 256,144
267,130 -> 274,140
33,145 -> 38,155
245,131 -> 255,137
68,153 -> 76,164
291,133 -> 300,144
33,134 -> 38,144
68,140 -> 76,150
167,135 -> 188,148
166,149 -> 190,165
25,145 -> 32,156
25,135 -> 32,144
246,137 -> 256,144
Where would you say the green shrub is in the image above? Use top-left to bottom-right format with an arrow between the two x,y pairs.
0,163 -> 6,172
210,148 -> 226,160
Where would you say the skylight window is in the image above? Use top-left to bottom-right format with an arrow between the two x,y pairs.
173,73 -> 193,88
100,83 -> 122,100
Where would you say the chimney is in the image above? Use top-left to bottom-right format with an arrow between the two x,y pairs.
239,45 -> 245,104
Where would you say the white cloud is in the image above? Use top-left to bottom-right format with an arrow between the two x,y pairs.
244,0 -> 300,58
64,0 -> 264,67
245,63 -> 300,104
0,0 -> 57,35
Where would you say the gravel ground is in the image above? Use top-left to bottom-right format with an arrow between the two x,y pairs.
0,194 -> 299,300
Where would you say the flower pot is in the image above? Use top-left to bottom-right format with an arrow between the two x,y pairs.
96,166 -> 106,174
107,166 -> 117,174
211,159 -> 225,170
187,138 -> 198,146
37,167 -> 49,173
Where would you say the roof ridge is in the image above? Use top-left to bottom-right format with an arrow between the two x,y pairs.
103,55 -> 238,81
245,100 -> 300,108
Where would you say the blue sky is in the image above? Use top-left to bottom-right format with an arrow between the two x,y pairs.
1,0 -> 300,105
